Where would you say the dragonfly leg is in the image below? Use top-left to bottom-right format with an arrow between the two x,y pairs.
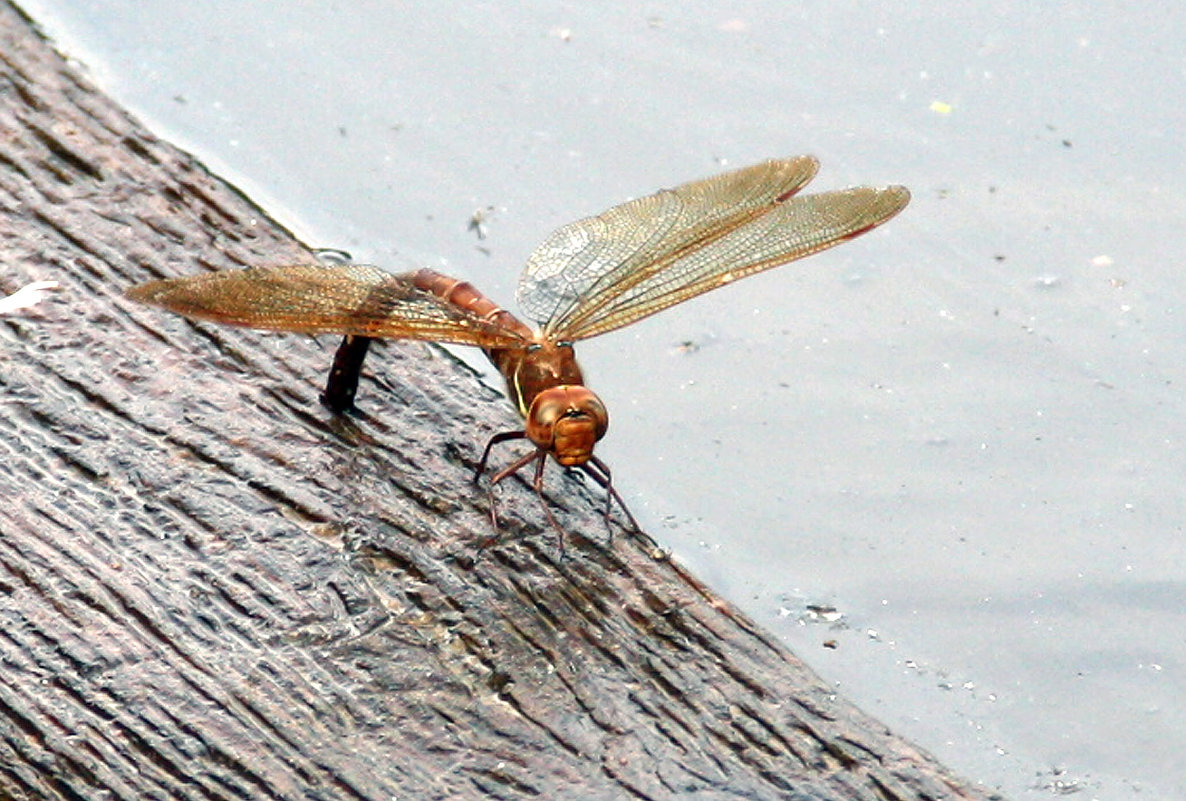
474,484 -> 504,556
475,429 -> 528,483
527,453 -> 568,559
475,447 -> 535,556
474,446 -> 545,553
476,436 -> 633,556
320,334 -> 373,413
487,446 -> 541,489
482,447 -> 570,557
581,456 -> 641,535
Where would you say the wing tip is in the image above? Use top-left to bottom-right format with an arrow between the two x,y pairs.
125,279 -> 171,306
880,184 -> 912,214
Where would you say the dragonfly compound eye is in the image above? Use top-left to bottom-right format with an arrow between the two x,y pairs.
525,386 -> 608,464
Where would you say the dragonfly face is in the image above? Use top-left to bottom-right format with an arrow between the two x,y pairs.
126,156 -> 910,538
525,385 -> 608,466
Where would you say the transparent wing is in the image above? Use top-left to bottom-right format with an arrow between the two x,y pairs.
127,264 -> 530,349
517,157 -> 819,335
516,157 -> 909,341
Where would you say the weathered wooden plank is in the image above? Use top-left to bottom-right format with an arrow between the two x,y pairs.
0,3 -> 999,799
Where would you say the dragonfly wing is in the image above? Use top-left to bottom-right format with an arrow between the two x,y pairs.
127,264 -> 529,349
553,184 -> 911,340
517,157 -> 821,335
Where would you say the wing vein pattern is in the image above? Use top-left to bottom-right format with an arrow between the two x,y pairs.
517,157 -> 909,342
128,264 -> 529,349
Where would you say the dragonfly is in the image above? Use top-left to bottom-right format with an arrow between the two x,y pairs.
127,157 -> 909,537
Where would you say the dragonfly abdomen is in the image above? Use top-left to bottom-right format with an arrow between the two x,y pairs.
412,268 -> 533,341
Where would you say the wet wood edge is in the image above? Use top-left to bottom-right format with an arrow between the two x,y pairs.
0,4 -> 1003,800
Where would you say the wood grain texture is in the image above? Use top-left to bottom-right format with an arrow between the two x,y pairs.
0,4 -> 1000,799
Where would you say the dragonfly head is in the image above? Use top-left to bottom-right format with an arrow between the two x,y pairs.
525,386 -> 608,466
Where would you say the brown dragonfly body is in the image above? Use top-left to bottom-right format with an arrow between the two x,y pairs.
127,157 -> 910,535
410,268 -> 622,531
410,269 -> 598,464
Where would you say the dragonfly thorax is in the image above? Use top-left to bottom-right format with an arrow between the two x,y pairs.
526,386 -> 608,466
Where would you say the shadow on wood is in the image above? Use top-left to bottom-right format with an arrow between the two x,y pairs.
0,4 -> 1001,799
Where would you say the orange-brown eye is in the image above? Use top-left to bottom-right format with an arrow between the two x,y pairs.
525,386 -> 608,465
